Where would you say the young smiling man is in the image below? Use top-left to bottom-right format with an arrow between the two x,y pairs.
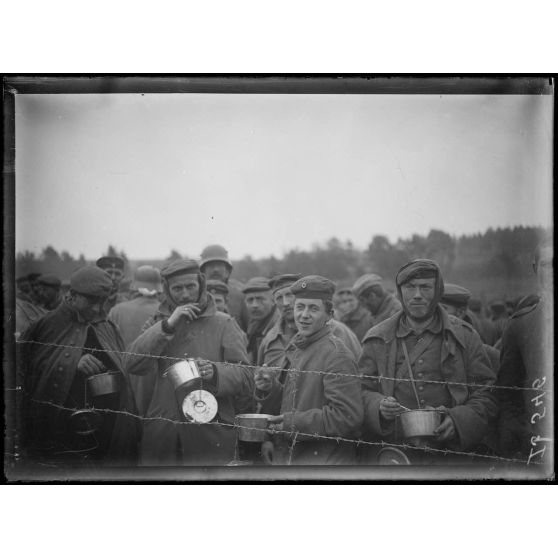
212,275 -> 363,465
358,259 -> 498,464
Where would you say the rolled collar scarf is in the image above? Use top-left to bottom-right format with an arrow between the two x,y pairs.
395,259 -> 444,321
290,322 -> 331,350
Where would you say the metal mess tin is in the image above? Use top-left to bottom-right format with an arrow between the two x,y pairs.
69,409 -> 102,436
235,414 -> 273,442
164,359 -> 203,391
87,371 -> 121,398
399,409 -> 444,439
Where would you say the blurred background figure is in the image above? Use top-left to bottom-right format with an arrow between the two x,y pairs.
334,286 -> 372,343
15,275 -> 46,338
108,264 -> 163,415
353,273 -> 401,329
489,300 -> 509,347
96,255 -> 128,313
200,244 -> 248,330
468,298 -> 498,346
36,273 -> 63,311
206,279 -> 230,314
242,277 -> 280,364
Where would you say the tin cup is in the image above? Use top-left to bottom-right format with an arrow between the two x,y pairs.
235,414 -> 273,442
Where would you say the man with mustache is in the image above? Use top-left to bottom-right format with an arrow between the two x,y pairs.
359,259 -> 498,464
125,259 -> 250,466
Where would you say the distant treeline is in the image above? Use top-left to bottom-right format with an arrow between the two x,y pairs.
16,226 -> 549,302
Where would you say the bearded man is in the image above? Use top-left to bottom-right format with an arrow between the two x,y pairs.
125,259 -> 250,466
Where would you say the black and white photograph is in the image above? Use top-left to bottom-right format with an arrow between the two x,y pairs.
3,75 -> 554,483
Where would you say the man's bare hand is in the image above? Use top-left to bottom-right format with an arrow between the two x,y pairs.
379,396 -> 403,421
77,354 -> 105,377
434,414 -> 456,442
167,304 -> 201,329
254,366 -> 275,393
195,359 -> 215,382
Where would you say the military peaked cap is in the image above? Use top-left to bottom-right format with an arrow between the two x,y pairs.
242,277 -> 271,294
291,275 -> 336,301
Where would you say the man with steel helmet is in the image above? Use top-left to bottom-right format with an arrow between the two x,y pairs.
199,244 -> 248,330
359,259 -> 498,464
125,259 -> 250,466
18,266 -> 139,466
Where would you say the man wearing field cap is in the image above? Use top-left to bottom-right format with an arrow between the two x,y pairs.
125,259 -> 250,466
211,275 -> 364,465
206,279 -> 230,314
15,275 -> 46,337
18,266 -> 139,466
96,255 -> 128,313
242,277 -> 280,364
200,244 -> 248,330
359,259 -> 498,464
36,273 -> 63,311
353,273 -> 401,331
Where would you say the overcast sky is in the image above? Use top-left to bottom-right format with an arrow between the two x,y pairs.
15,92 -> 553,261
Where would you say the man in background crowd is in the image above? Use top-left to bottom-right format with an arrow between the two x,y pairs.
468,298 -> 498,346
96,255 -> 129,313
108,265 -> 163,414
18,266 -> 139,467
206,279 -> 230,314
353,273 -> 401,331
440,283 -> 500,373
335,285 -> 373,342
489,300 -> 509,345
200,244 -> 248,330
36,273 -> 63,311
242,277 -> 280,364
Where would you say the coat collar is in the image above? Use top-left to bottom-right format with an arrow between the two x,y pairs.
363,305 -> 467,349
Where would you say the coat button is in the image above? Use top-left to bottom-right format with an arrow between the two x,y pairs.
57,366 -> 63,372
418,385 -> 424,391
417,372 -> 424,378
418,359 -> 423,364
65,352 -> 71,357
420,399 -> 425,405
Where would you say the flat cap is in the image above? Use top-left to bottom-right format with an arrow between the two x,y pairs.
441,283 -> 471,306
133,265 -> 162,290
96,256 -> 125,271
161,259 -> 200,279
291,275 -> 336,301
352,274 -> 383,298
269,273 -> 302,293
70,266 -> 113,297
468,298 -> 482,312
242,277 -> 271,294
37,273 -> 62,288
207,279 -> 229,295
200,244 -> 233,270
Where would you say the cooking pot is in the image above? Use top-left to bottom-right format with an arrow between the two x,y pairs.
164,359 -> 203,391
87,371 -> 121,398
164,359 -> 219,422
235,414 -> 273,442
399,409 -> 444,439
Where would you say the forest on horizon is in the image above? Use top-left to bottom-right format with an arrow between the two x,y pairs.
15,225 -> 550,303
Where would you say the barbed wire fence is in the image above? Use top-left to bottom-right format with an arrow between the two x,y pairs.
8,338 -> 554,468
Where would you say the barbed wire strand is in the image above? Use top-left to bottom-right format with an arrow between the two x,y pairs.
14,339 -> 552,394
21,397 -> 548,466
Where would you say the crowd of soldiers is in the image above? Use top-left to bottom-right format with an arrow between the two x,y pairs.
14,241 -> 553,469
